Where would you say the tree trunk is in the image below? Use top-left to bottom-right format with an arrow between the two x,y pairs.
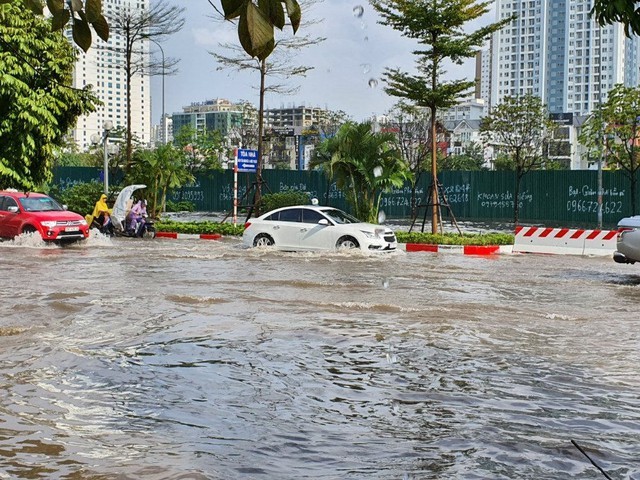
125,34 -> 133,173
514,150 -> 522,226
253,59 -> 267,218
430,105 -> 438,234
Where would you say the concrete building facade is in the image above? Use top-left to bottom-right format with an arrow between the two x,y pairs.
69,0 -> 151,150
491,0 -> 640,115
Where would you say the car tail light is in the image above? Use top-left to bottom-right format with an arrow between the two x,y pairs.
244,222 -> 251,229
618,227 -> 634,239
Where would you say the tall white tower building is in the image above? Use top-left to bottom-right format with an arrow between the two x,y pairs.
69,0 -> 151,150
491,0 -> 640,115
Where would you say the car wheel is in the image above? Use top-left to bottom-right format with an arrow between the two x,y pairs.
253,233 -> 275,247
336,236 -> 359,250
22,225 -> 38,236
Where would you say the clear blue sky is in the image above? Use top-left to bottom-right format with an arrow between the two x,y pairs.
150,0 -> 489,126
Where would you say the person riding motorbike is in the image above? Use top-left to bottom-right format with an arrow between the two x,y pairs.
91,194 -> 113,235
127,199 -> 148,237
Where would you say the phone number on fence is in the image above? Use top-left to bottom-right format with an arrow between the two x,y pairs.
566,200 -> 622,214
173,190 -> 205,202
379,197 -> 412,208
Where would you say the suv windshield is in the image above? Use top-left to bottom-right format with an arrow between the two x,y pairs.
19,196 -> 63,212
321,208 -> 360,224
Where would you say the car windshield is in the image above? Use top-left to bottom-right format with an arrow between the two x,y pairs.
321,208 -> 361,224
19,196 -> 63,212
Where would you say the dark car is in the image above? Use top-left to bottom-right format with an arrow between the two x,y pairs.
0,190 -> 90,243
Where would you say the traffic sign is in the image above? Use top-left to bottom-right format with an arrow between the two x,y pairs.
236,148 -> 258,173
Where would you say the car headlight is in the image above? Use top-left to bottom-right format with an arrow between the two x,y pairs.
80,219 -> 88,226
40,221 -> 57,228
361,230 -> 377,239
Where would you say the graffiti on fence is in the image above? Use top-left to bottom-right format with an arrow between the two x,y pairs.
567,184 -> 625,214
57,176 -> 93,190
443,183 -> 471,204
477,190 -> 533,210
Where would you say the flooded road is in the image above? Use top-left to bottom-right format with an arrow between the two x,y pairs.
1,234 -> 639,479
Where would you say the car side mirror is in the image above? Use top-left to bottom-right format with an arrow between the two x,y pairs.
318,219 -> 330,226
62,204 -> 68,210
7,206 -> 18,213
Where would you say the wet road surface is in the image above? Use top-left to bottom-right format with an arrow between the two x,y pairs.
1,233 -> 639,479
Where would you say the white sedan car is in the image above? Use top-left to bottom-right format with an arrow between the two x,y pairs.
614,215 -> 640,264
242,205 -> 397,252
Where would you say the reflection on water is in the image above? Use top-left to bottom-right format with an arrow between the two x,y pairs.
0,237 -> 639,479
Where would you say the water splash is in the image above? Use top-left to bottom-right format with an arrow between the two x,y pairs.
373,166 -> 383,177
368,78 -> 379,88
352,5 -> 364,18
381,278 -> 389,289
378,210 -> 387,224
360,63 -> 371,74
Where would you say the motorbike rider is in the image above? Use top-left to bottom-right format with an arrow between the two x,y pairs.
127,199 -> 148,237
91,194 -> 113,235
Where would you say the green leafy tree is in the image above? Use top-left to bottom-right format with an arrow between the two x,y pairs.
480,94 -> 556,225
174,125 -> 227,174
14,0 -> 299,60
370,0 -> 512,233
213,0 -> 301,60
311,121 -> 411,223
2,0 -> 109,52
211,0 -> 320,215
591,0 -> 640,36
383,102 -> 430,219
579,84 -> 640,215
127,143 -> 195,218
0,1 -> 98,190
107,0 -> 185,171
440,141 -> 486,171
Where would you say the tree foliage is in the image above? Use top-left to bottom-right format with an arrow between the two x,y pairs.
173,125 -> 227,175
370,0 -> 512,233
440,142 -> 486,171
2,0 -> 109,52
579,84 -> 640,215
12,0 -> 300,60
311,121 -> 411,223
0,1 -> 98,190
126,143 -> 195,218
211,0 -> 319,215
382,103 -> 430,217
480,94 -> 556,224
214,0 -> 301,60
107,0 -> 185,170
591,0 -> 640,37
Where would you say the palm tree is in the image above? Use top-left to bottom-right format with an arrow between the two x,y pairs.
312,122 -> 412,223
128,144 -> 194,217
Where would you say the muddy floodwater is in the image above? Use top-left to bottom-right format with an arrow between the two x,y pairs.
1,234 -> 639,479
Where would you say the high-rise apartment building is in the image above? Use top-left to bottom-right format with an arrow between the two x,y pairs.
491,0 -> 640,115
69,0 -> 151,150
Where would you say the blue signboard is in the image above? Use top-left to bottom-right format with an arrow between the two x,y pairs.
237,149 -> 258,173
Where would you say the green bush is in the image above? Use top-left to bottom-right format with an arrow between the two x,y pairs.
395,231 -> 514,245
260,191 -> 310,212
155,220 -> 244,236
165,200 -> 196,212
48,181 -> 106,216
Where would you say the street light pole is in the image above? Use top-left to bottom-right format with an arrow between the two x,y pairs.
102,120 -> 113,194
91,120 -> 113,195
150,38 -> 166,144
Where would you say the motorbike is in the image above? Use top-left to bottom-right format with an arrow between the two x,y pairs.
88,184 -> 156,239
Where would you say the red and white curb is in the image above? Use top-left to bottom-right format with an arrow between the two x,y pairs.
155,227 -> 617,257
154,233 -> 509,255
156,232 -> 222,240
513,226 -> 617,256
403,244 -> 512,255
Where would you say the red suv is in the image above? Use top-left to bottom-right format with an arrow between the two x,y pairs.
0,190 -> 90,243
